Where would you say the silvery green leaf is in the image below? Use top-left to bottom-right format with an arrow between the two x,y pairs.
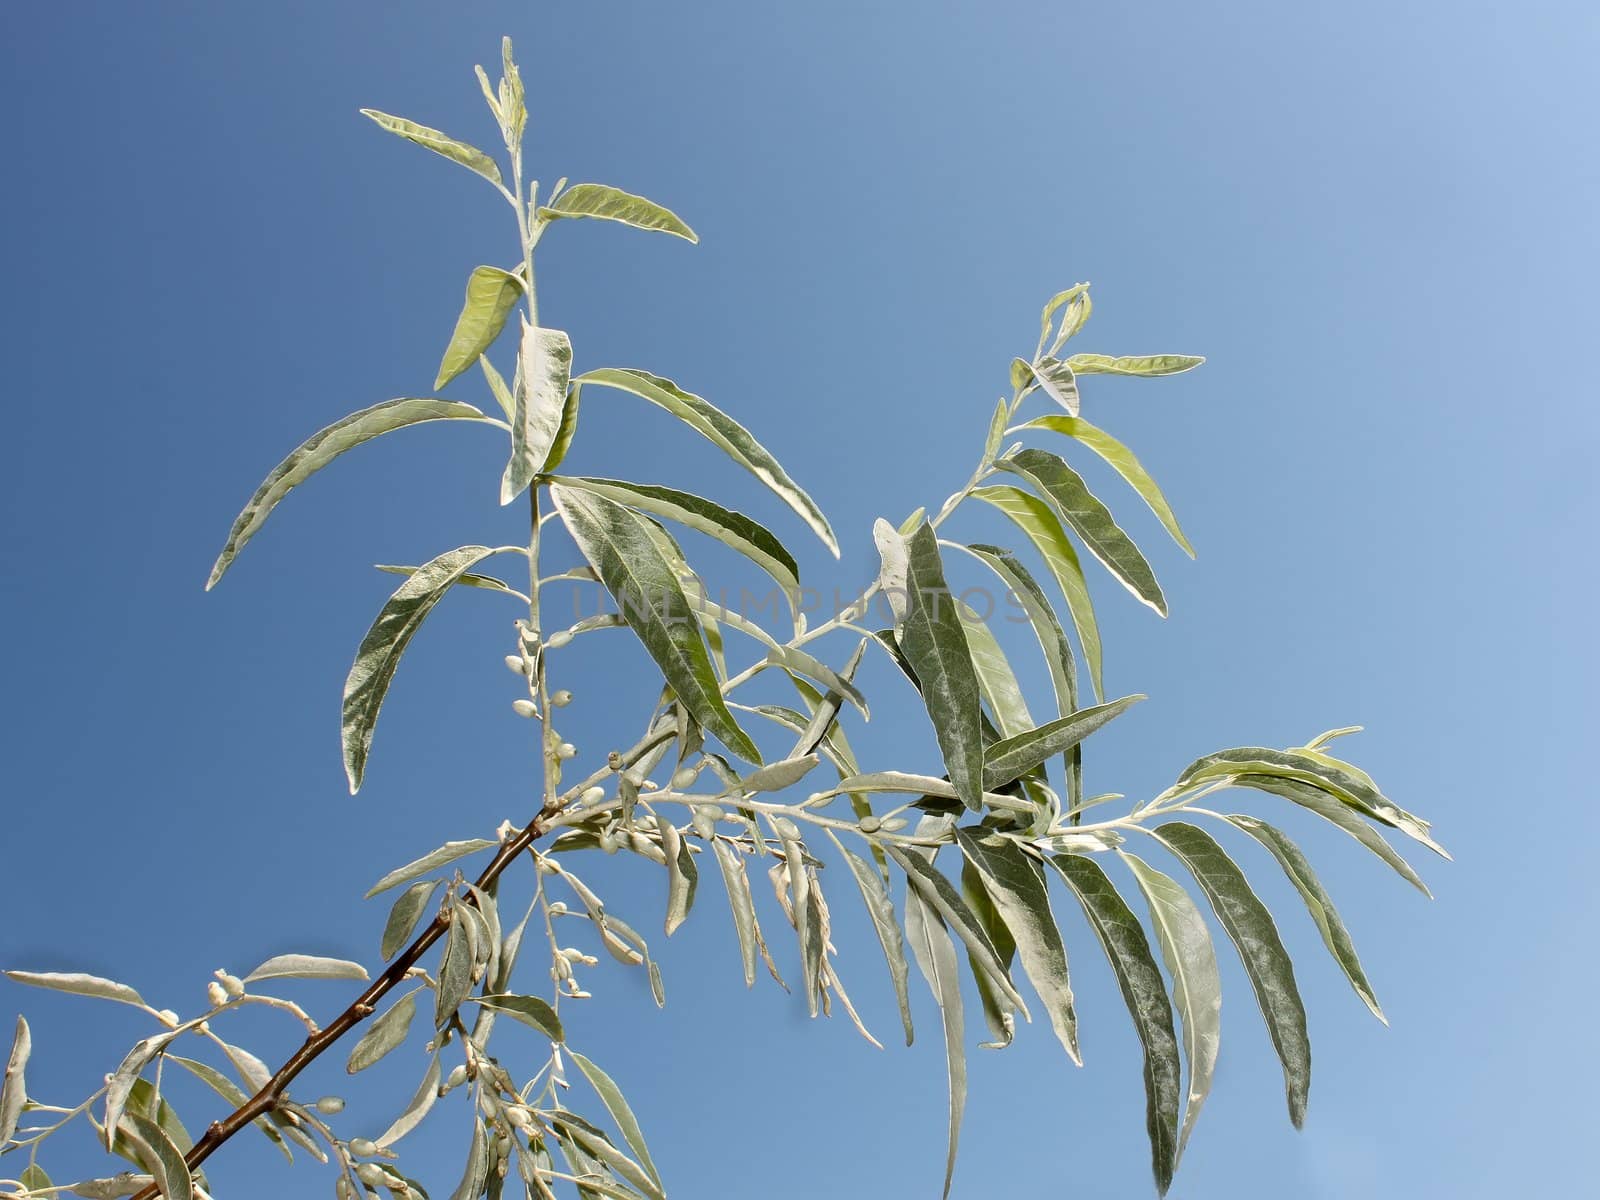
206,398 -> 495,590
551,484 -> 760,763
1066,353 -> 1204,377
119,1111 -> 190,1200
774,825 -> 824,1017
376,1055 -> 441,1148
970,485 -> 1104,700
374,564 -> 518,595
213,1036 -> 270,1092
828,832 -> 914,1046
167,1056 -> 290,1160
1229,774 -> 1429,896
0,1015 -> 29,1147
436,267 -> 522,390
359,109 -> 503,187
548,1111 -> 665,1200
1155,822 -> 1310,1127
1228,815 -> 1384,1021
103,1028 -> 186,1151
1039,282 -> 1090,349
545,382 -> 582,473
347,992 -> 416,1074
951,595 -> 1033,738
434,914 -> 474,1031
343,545 -> 498,792
245,954 -> 368,983
575,368 -> 838,555
552,475 -> 801,614
897,523 -> 984,810
873,518 -> 910,629
1122,851 -> 1222,1165
659,822 -> 697,937
981,695 -> 1145,791
1019,414 -> 1195,556
1178,746 -> 1444,857
744,754 -> 820,793
479,348 -> 516,420
19,1164 -> 50,1194
904,880 -> 965,1200
822,771 -> 1034,814
447,1118 -> 490,1200
501,323 -> 573,505
955,830 -> 1080,1064
381,879 -> 441,960
959,856 -> 1017,1048
538,182 -> 696,242
1048,852 -> 1181,1196
474,994 -> 563,1041
366,839 -> 500,898
957,542 -> 1081,809
69,1174 -> 152,1200
3,970 -> 145,1008
569,1051 -> 663,1190
983,397 -> 1008,461
884,844 -> 1028,1017
710,840 -> 762,988
1028,357 -> 1081,416
1001,449 -> 1167,617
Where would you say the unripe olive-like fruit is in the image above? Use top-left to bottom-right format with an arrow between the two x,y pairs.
580,786 -> 605,805
880,816 -> 909,832
551,689 -> 573,707
671,766 -> 698,789
544,631 -> 573,650
206,981 -> 228,1008
504,654 -> 528,675
857,814 -> 882,833
511,699 -> 538,719
355,1162 -> 386,1187
315,1096 -> 346,1115
215,970 -> 245,997
556,742 -> 576,760
349,1138 -> 379,1158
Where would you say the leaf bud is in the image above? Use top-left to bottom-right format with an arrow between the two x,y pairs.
156,1009 -> 181,1028
880,817 -> 909,832
214,970 -> 245,997
556,742 -> 576,760
544,631 -> 573,651
598,830 -> 618,854
206,981 -> 228,1008
443,1064 -> 468,1092
511,699 -> 538,718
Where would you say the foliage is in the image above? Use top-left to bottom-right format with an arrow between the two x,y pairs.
0,39 -> 1444,1200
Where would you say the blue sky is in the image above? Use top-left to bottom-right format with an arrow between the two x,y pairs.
2,2 -> 1596,1197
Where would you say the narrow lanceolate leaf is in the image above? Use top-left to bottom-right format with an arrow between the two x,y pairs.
885,844 -> 1028,1016
500,323 -> 573,505
905,882 -> 966,1200
954,597 -> 1033,738
549,1111 -> 665,1200
538,182 -> 698,242
744,754 -> 820,792
168,1055 -> 290,1160
381,879 -> 440,960
955,831 -> 1080,1064
3,971 -> 145,1008
1002,448 -> 1167,617
366,838 -> 500,898
711,840 -> 762,988
1019,414 -> 1195,556
829,832 -> 915,1046
1040,283 -> 1091,349
1156,822 -> 1310,1127
343,546 -> 498,791
435,266 -> 522,390
569,1052 -> 663,1190
1,1015 -> 29,1147
575,367 -> 838,555
448,1118 -> 490,1200
960,859 -> 1017,1048
1229,815 -> 1385,1021
552,475 -> 801,613
1122,851 -> 1222,1164
120,1111 -> 190,1200
104,1028 -> 187,1151
552,485 -> 760,761
1230,773 -> 1430,896
1048,853 -> 1181,1196
545,382 -> 582,473
1178,746 -> 1444,857
348,992 -> 417,1073
961,543 -> 1081,807
206,399 -> 495,590
474,994 -> 564,1041
359,109 -> 502,187
434,915 -> 474,1030
244,954 -> 368,983
971,485 -> 1104,700
1027,356 -> 1082,416
1066,353 -> 1205,377
376,1055 -> 441,1148
898,523 -> 985,809
981,695 -> 1146,791
659,822 -> 698,936
775,826 -> 825,1017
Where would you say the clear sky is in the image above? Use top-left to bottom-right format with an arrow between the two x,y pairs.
2,3 -> 1596,1197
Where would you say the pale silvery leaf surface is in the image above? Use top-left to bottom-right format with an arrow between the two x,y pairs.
243,954 -> 368,983
539,182 -> 698,242
500,322 -> 572,504
435,265 -> 522,390
359,109 -> 503,187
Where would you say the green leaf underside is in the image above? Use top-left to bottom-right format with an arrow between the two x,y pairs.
551,485 -> 760,763
1002,448 -> 1167,617
1155,822 -> 1310,1127
539,182 -> 698,242
501,324 -> 573,504
1229,815 -> 1385,1021
575,368 -> 838,556
1122,851 -> 1222,1165
970,485 -> 1104,700
366,837 -> 500,897
244,954 -> 368,983
207,399 -> 493,590
1019,415 -> 1194,556
552,475 -> 800,611
381,879 -> 441,959
2,970 -> 144,1007
436,266 -> 521,390
1067,353 -> 1205,377
830,832 -> 915,1045
956,830 -> 1080,1064
1048,853 -> 1181,1196
348,992 -> 417,1073
711,839 -> 764,988
896,523 -> 984,810
954,599 -> 1033,738
904,878 -> 966,1200
660,821 -> 698,936
981,695 -> 1145,791
359,109 -> 503,187
343,545 -> 498,792
122,1109 -> 192,1200
569,1051 -> 664,1189
474,993 -> 564,1040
